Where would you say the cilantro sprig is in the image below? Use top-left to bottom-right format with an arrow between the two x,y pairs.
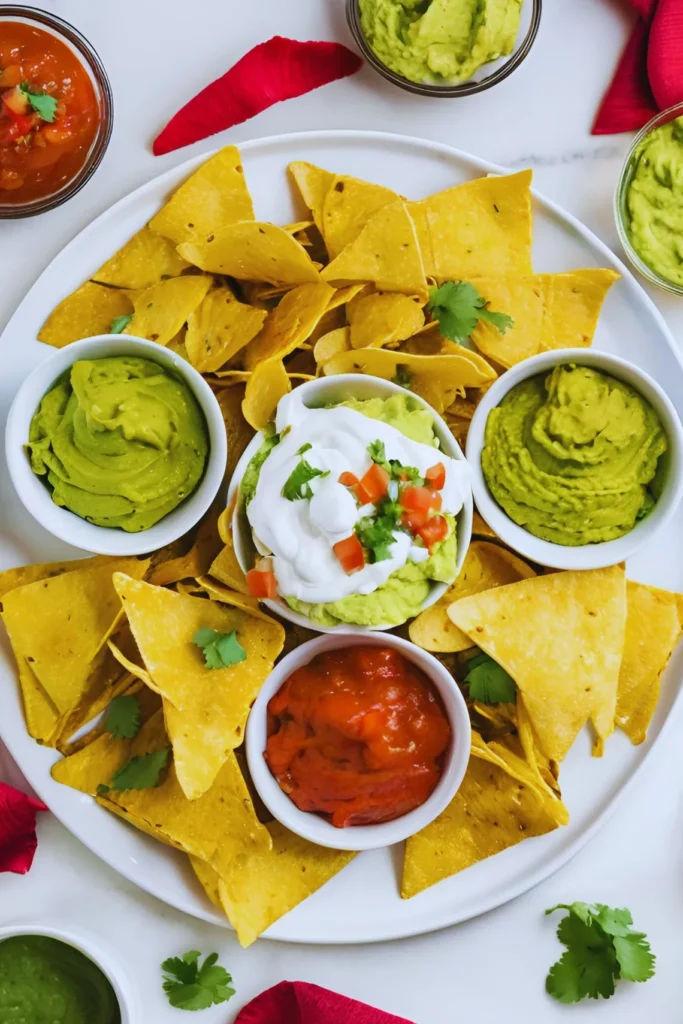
367,439 -> 421,484
282,453 -> 329,500
19,82 -> 58,123
110,313 -> 134,335
546,903 -> 655,1003
161,950 -> 235,1011
98,746 -> 170,796
193,628 -> 246,670
104,693 -> 141,740
465,652 -> 516,704
427,281 -> 514,344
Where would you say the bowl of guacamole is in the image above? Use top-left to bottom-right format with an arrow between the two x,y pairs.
229,374 -> 473,633
6,335 -> 227,556
467,348 -> 683,571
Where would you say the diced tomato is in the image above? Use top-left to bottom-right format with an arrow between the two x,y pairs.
401,508 -> 429,533
356,463 -> 390,505
417,515 -> 449,551
338,471 -> 359,487
333,534 -> 365,574
425,462 -> 446,490
246,559 -> 278,600
400,485 -> 442,513
2,86 -> 30,118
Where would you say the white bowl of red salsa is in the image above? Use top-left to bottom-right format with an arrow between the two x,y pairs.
246,632 -> 471,851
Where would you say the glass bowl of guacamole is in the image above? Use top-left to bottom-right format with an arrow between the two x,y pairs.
616,103 -> 683,295
346,0 -> 542,97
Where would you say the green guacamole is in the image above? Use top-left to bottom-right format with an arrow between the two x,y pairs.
482,364 -> 667,546
0,935 -> 121,1024
28,356 -> 209,532
625,116 -> 683,287
359,0 -> 524,85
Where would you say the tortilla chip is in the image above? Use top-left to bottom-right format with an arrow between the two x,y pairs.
0,555 -> 113,601
326,283 -> 367,310
409,541 -> 536,653
243,282 -> 334,369
348,292 -> 425,349
37,282 -> 134,349
211,370 -> 253,386
473,726 -> 567,824
616,580 -> 683,745
148,507 -> 222,587
321,174 -> 400,259
218,820 -> 355,946
515,695 -> 562,800
124,275 -> 211,346
195,576 -> 278,624
149,145 -> 254,245
289,161 -> 334,235
91,226 -> 190,289
178,222 -> 320,286
216,384 -> 255,479
185,286 -> 267,373
321,200 -> 427,300
16,657 -> 61,745
408,170 -> 533,281
322,346 -> 496,413
166,327 -> 190,361
472,509 -> 498,540
540,269 -> 620,349
189,855 -> 223,909
314,326 -> 351,365
242,359 -> 291,430
448,566 -> 627,762
208,543 -> 249,595
1,558 -> 149,716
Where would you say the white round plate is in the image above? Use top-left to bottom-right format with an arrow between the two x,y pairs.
1,131 -> 682,945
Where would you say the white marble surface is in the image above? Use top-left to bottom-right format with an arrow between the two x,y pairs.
2,1 -> 683,1021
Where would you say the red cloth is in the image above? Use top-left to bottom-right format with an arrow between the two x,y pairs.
235,982 -> 414,1024
0,781 -> 47,874
593,0 -> 683,134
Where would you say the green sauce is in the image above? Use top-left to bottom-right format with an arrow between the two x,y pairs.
0,935 -> 121,1024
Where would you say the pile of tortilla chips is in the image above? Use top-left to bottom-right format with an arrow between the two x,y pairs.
3,144 -> 677,939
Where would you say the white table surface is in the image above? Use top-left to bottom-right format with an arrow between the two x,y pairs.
2,1 -> 683,1020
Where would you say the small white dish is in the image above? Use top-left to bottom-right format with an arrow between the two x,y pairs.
246,631 -> 471,852
228,373 -> 473,633
5,335 -> 227,556
0,922 -> 137,1022
467,348 -> 683,571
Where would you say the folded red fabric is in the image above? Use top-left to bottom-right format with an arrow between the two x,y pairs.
235,981 -> 414,1024
153,37 -> 363,156
0,781 -> 48,875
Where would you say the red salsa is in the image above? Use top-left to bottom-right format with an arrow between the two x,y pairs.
266,646 -> 451,828
0,22 -> 101,204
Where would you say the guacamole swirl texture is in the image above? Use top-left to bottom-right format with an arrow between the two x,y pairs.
482,364 -> 667,546
28,356 -> 208,532
359,0 -> 523,85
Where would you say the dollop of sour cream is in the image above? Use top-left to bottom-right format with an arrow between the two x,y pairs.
246,391 -> 470,605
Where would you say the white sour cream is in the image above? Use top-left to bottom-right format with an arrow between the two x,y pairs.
246,390 -> 470,605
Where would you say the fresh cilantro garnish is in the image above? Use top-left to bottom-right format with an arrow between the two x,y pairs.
19,82 -> 58,123
193,628 -> 246,670
367,439 -> 387,465
297,442 -> 312,455
110,313 -> 134,335
391,365 -> 413,390
355,513 -> 397,563
282,456 -> 329,500
161,950 -> 235,1011
109,747 -> 170,791
546,903 -> 655,1003
367,440 -> 421,484
465,652 -> 516,704
427,281 -> 514,344
104,694 -> 141,740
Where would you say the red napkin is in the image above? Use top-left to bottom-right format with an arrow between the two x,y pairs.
235,982 -> 414,1024
593,0 -> 683,134
0,781 -> 48,875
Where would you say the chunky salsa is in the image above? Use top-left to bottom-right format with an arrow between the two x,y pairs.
0,21 -> 101,204
266,646 -> 451,827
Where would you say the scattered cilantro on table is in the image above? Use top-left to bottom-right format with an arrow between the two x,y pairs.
545,903 -> 655,1003
464,651 -> 516,704
161,950 -> 235,1011
282,455 -> 329,500
19,81 -> 57,122
104,694 -> 140,740
110,313 -> 134,334
193,628 -> 246,670
98,747 -> 170,796
427,281 -> 514,343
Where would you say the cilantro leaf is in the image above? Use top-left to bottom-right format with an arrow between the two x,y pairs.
368,439 -> 387,466
391,365 -> 413,390
297,442 -> 312,455
104,694 -> 141,740
427,281 -> 514,344
465,653 -> 516,703
162,950 -> 235,1011
19,82 -> 58,122
367,440 -> 421,484
613,934 -> 656,983
355,514 -> 397,563
282,457 -> 329,500
110,313 -> 134,335
109,747 -> 170,791
546,947 -> 618,1004
193,628 -> 247,670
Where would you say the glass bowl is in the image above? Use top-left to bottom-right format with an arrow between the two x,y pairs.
0,6 -> 113,219
615,102 -> 683,296
346,0 -> 542,97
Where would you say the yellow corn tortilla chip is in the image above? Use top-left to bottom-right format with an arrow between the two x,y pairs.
37,282 -> 134,349
616,579 -> 683,745
149,145 -> 254,246
409,541 -> 536,653
189,855 -> 223,909
515,695 -> 562,800
472,509 -> 498,540
91,226 -> 190,289
472,728 -> 568,825
314,326 -> 351,365
321,200 -> 427,300
326,283 -> 367,310
407,170 -> 533,281
178,222 -> 320,286
185,286 -> 267,373
540,269 -> 620,349
289,161 -> 335,235
1,558 -> 149,716
207,544 -> 249,595
448,566 -> 627,762
166,327 -> 189,361
211,370 -> 253,385
195,576 -> 279,624
216,384 -> 255,479
16,657 -> 61,746
446,415 -> 470,449
0,555 -> 112,601
322,346 -> 496,413
123,275 -> 211,346
243,282 -> 334,369
321,174 -> 400,259
218,820 -> 355,947
242,359 -> 291,430
348,292 -> 425,349
147,506 -> 222,587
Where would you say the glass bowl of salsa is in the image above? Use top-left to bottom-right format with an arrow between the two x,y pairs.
0,7 -> 113,218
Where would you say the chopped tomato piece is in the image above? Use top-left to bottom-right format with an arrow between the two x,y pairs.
333,534 -> 365,574
2,86 -> 30,118
356,462 -> 390,505
246,559 -> 278,599
400,485 -> 442,513
338,471 -> 359,487
417,515 -> 448,551
425,462 -> 446,490
401,508 -> 429,533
